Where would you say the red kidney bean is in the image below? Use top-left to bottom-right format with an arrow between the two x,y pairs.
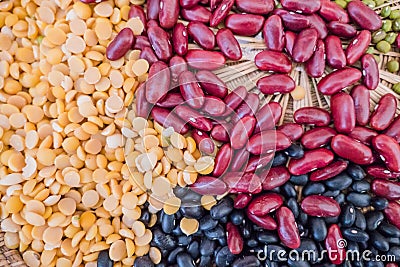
156,93 -> 184,108
140,47 -> 158,65
192,129 -> 215,154
190,176 -> 228,195
174,105 -> 213,131
281,0 -> 321,14
285,31 -> 297,57
373,134 -> 400,172
235,0 -> 274,14
180,5 -> 211,23
247,130 -> 292,155
203,96 -> 226,117
231,116 -> 256,150
254,102 -> 283,133
246,209 -> 277,230
325,224 -> 346,265
386,264 -> 399,267
147,0 -> 160,20
135,83 -> 151,118
331,92 -> 356,134
310,160 -> 348,182
223,172 -> 262,194
146,62 -> 170,104
372,179 -> 400,200
235,93 -> 260,119
278,123 -> 304,142
301,127 -> 336,150
257,74 -> 296,95
384,201 -> 400,230
169,56 -> 187,83
210,0 -> 234,27
350,85 -> 370,126
224,86 -> 247,114
346,30 -> 371,66
196,71 -> 228,99
151,107 -> 189,134
307,14 -> 328,39
187,21 -> 215,50
216,28 -> 242,61
305,39 -> 325,78
255,51 -> 292,73
226,222 -> 243,255
277,207 -> 301,249
134,36 -> 151,50
319,0 -> 349,22
211,124 -> 230,142
325,35 -> 346,69
276,10 -> 310,32
245,153 -> 274,173
180,0 -> 200,8
362,54 -> 379,90
317,68 -> 362,95
172,23 -> 188,56
331,134 -> 374,165
349,126 -> 378,144
288,148 -> 334,175
370,94 -> 397,131
147,20 -> 159,28
301,195 -> 341,217
159,0 -> 179,29
147,26 -> 172,62
263,15 -> 285,52
347,0 -> 382,31
106,28 -> 135,61
327,21 -> 357,39
234,194 -> 252,209
261,166 -> 291,190
367,165 -> 400,179
129,5 -> 147,30
225,14 -> 265,37
292,28 -> 318,63
185,50 -> 226,70
179,71 -> 205,109
385,116 -> 400,143
248,193 -> 283,216
229,148 -> 250,172
213,143 -> 232,177
294,107 -> 331,126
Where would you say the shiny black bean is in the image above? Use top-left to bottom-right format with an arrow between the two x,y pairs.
140,209 -> 151,227
346,192 -> 371,207
302,183 -> 326,196
388,246 -> 400,261
379,222 -> 400,237
218,235 -> 227,246
370,231 -> 390,252
366,211 -> 384,231
352,180 -> 370,193
354,209 -> 367,231
172,225 -> 184,236
180,202 -> 205,219
282,182 -> 297,198
199,215 -> 219,231
272,152 -> 288,166
176,252 -> 195,267
173,186 -> 189,198
371,197 -> 389,211
199,256 -> 212,267
215,246 -> 236,267
257,231 -> 279,244
230,209 -> 245,225
161,212 -> 175,234
347,164 -> 366,180
342,228 -> 369,242
181,191 -> 202,202
287,198 -> 300,218
241,222 -> 252,239
298,212 -> 309,226
335,193 -> 346,206
246,238 -> 259,248
323,190 -> 340,197
389,237 -> 400,245
187,241 -> 200,259
177,235 -> 192,246
284,144 -> 304,159
152,228 -> 177,250
98,250 -> 113,267
340,204 -> 356,228
205,225 -> 225,240
325,173 -> 353,190
168,248 -> 185,264
210,198 -> 234,220
290,174 -> 309,186
200,238 -> 217,256
324,216 -> 339,224
310,218 -> 327,242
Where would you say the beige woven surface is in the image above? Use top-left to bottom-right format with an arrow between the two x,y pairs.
0,232 -> 27,267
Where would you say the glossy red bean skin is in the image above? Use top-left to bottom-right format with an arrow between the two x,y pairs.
147,26 -> 172,62
151,107 -> 189,134
292,29 -> 318,63
285,31 -> 297,57
263,15 -> 285,51
147,0 -> 160,20
319,0 -> 349,22
187,21 -> 215,50
245,153 -> 274,173
246,210 -> 277,230
317,68 -> 362,95
362,54 -> 379,90
325,35 -> 346,69
129,6 -> 147,30
278,123 -> 304,142
235,93 -> 260,119
307,14 -> 328,39
106,28 -> 135,61
179,71 -> 205,109
180,5 -> 211,23
146,62 -> 170,104
135,83 -> 151,118
347,0 -> 382,31
255,102 -> 283,133
190,176 -> 228,195
210,0 -> 234,27
211,124 -> 230,142
310,160 -> 348,182
213,143 -> 232,177
305,39 -> 325,78
224,86 -> 247,113
140,47 -> 158,65
223,172 -> 262,194
288,148 -> 334,175
248,193 -> 283,216
351,85 -> 370,126
373,134 -> 400,172
247,130 -> 291,155
236,0 -> 274,14
174,105 -> 213,132
255,51 -> 292,73
325,224 -> 346,265
301,195 -> 341,217
147,20 -> 159,28
231,116 -> 256,150
367,165 -> 400,179
331,134 -> 374,165
225,14 -> 264,37
327,21 -> 357,39
180,0 -> 200,8
277,207 -> 301,249
172,23 -> 188,56
331,92 -> 356,134
196,71 -> 228,99
226,223 -> 243,255
385,116 -> 400,143
294,107 -> 331,126
281,0 -> 321,14
185,50 -> 226,70
370,94 -> 397,131
157,93 -> 184,108
216,28 -> 242,60
203,96 -> 226,117
234,194 -> 252,209
346,30 -> 372,66
159,0 -> 179,29
169,56 -> 187,83
372,179 -> 400,200
229,148 -> 250,172
192,130 -> 215,154
349,126 -> 378,145
257,74 -> 296,95
384,202 -> 400,230
134,36 -> 151,50
261,166 -> 291,190
277,10 -> 310,32
301,127 -> 336,150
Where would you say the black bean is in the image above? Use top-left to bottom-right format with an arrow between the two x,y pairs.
296,238 -> 318,254
340,204 -> 356,228
181,191 -> 202,203
351,180 -> 370,193
290,174 -> 309,186
134,256 -> 154,267
370,231 -> 390,252
298,224 -> 308,237
335,193 -> 346,206
210,198 -> 234,220
257,231 -> 279,244
97,250 -> 113,267
200,238 -> 217,256
389,237 -> 400,245
199,256 -> 212,267
272,152 -> 288,166
287,259 -> 310,267
310,218 -> 327,242
161,212 -> 175,234
215,246 -> 236,267
232,256 -> 260,267
152,228 -> 177,251
140,209 -> 151,227
366,211 -> 384,231
379,222 -> 400,237
287,198 -> 300,218
347,164 -> 366,180
323,190 -> 340,197
302,183 -> 326,196
298,212 -> 308,226
284,144 -> 304,159
180,202 -> 205,219
199,215 -> 219,231
342,228 -> 369,242
177,235 -> 192,247
205,225 -> 225,240
172,225 -> 183,236
187,241 -> 200,259
241,222 -> 252,239
173,186 -> 189,198
325,173 -> 353,190
176,252 -> 195,267
281,182 -> 297,198
354,209 -> 367,230
324,216 -> 339,224
168,247 -> 185,264
388,246 -> 400,261
346,192 -> 371,207
246,238 -> 259,248
218,236 -> 227,246
230,209 -> 245,226
371,197 -> 389,211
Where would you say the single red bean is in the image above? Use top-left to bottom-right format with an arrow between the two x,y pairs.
254,102 -> 283,133
211,124 -> 230,142
277,207 -> 301,249
147,26 -> 172,62
192,129 -> 215,154
310,160 -> 348,182
294,107 -> 331,126
213,143 -> 232,177
307,14 -> 328,39
350,85 -> 370,126
151,107 -> 189,134
372,134 -> 400,172
362,54 -> 379,90
331,134 -> 374,165
179,71 -> 205,109
285,31 -> 297,57
180,0 -> 200,8
216,28 -> 242,61
226,223 -> 244,255
301,127 -> 337,150
169,56 -> 187,83
319,0 -> 349,23
247,130 -> 292,155
385,116 -> 400,143
292,28 -> 318,63
172,23 -> 188,56
248,193 -> 283,216
276,10 -> 310,32
235,0 -> 274,14
372,179 -> 400,200
185,50 -> 226,70
187,21 -> 215,50
349,126 -> 378,145
203,96 -> 226,117
129,5 -> 147,30
224,86 -> 247,114
278,123 -> 304,142
190,176 -> 228,195
281,0 -> 321,14
317,68 -> 362,95
263,15 -> 285,52
235,93 -> 260,119
174,105 -> 213,131
370,94 -> 397,131
140,47 -> 158,65
346,30 -> 371,66
325,224 -> 346,265
260,166 -> 291,190
146,62 -> 170,104
288,148 -> 334,175
367,165 -> 400,179
180,5 -> 211,23
325,35 -> 346,69
257,74 -> 296,95
327,21 -> 357,39
135,83 -> 151,118
223,172 -> 262,194
106,28 -> 135,61
229,148 -> 250,172
397,34 -> 400,49
147,0 -> 160,20
385,202 -> 400,232
210,0 -> 234,27
305,39 -> 325,78
347,0 -> 382,31
255,51 -> 292,73
331,92 -> 356,134
134,36 -> 151,50
159,0 -> 179,29
147,20 -> 159,28
196,70 -> 228,99
230,116 -> 256,150
234,194 -> 252,209
156,93 -> 184,108
301,195 -> 341,217
245,153 -> 274,173
225,14 -> 265,37
246,210 -> 277,230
